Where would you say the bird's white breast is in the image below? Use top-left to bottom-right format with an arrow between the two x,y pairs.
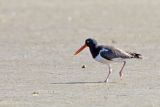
95,53 -> 111,64
94,48 -> 111,64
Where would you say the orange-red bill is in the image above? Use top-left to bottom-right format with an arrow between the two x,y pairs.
74,44 -> 87,55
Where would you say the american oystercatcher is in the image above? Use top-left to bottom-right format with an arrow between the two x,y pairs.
74,38 -> 142,82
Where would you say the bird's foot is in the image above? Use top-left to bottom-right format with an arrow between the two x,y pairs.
104,79 -> 108,83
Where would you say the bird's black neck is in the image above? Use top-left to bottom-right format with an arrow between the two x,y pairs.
89,46 -> 100,58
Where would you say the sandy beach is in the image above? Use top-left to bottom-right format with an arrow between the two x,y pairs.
0,0 -> 160,106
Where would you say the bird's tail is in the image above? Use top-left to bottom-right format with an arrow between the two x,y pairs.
128,52 -> 142,59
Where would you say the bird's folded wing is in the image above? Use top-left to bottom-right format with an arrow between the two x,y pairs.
100,47 -> 131,60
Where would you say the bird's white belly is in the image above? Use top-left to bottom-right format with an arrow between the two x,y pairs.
95,54 -> 111,64
95,54 -> 126,64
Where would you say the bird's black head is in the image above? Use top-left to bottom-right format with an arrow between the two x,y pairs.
85,38 -> 97,48
74,38 -> 98,55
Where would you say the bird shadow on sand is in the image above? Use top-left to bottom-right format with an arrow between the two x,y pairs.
50,81 -> 106,85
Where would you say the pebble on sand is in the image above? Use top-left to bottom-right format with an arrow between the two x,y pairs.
32,91 -> 39,96
82,65 -> 86,68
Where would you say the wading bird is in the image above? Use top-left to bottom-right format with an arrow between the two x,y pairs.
74,38 -> 142,82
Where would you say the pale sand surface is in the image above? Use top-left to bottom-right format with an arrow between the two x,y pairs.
0,0 -> 160,107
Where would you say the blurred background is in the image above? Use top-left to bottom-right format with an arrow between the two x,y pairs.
0,0 -> 160,107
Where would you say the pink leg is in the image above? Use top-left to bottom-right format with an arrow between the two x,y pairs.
104,64 -> 112,83
119,61 -> 126,80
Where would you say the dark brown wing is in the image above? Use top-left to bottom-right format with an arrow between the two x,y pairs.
99,45 -> 132,60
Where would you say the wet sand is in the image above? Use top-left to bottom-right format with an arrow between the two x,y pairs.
0,0 -> 160,107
